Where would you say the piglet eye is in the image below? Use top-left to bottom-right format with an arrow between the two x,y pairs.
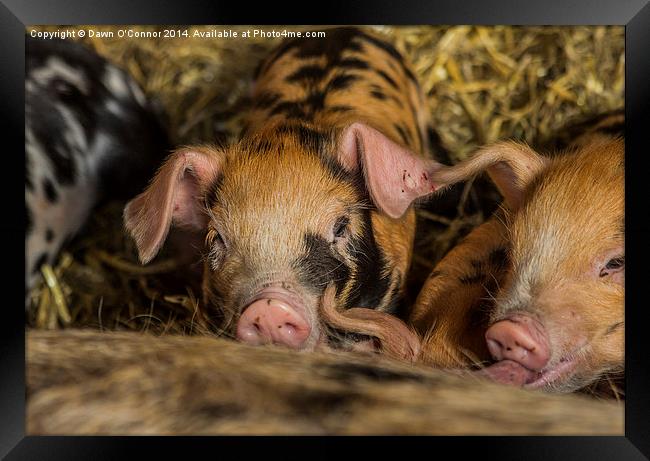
333,216 -> 350,240
206,228 -> 224,247
206,228 -> 226,270
600,256 -> 624,277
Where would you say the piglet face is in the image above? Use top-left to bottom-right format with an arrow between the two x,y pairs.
201,128 -> 366,349
483,138 -> 624,392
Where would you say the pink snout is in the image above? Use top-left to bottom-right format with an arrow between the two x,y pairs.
485,314 -> 550,371
236,298 -> 311,349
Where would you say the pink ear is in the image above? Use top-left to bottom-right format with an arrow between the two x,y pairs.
123,146 -> 223,264
429,141 -> 549,210
338,123 -> 446,219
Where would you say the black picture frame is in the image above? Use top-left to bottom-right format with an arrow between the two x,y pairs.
3,0 -> 649,459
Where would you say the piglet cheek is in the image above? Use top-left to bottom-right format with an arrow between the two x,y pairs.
609,271 -> 624,285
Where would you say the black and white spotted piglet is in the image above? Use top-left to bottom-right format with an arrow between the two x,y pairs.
25,36 -> 170,293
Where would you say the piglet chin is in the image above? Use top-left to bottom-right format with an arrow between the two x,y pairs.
476,359 -> 538,387
477,357 -> 580,389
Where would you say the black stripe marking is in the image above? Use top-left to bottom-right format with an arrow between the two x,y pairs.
358,32 -> 404,65
487,246 -> 509,271
277,124 -> 327,155
370,89 -> 387,100
357,31 -> 419,85
461,259 -> 490,285
295,233 -> 351,296
344,208 -> 394,311
304,91 -> 326,112
376,69 -> 399,89
257,27 -> 363,79
328,73 -> 360,90
251,58 -> 265,81
403,67 -> 419,86
286,65 -> 328,83
338,58 -> 370,70
394,124 -> 411,145
317,148 -> 362,187
405,98 -> 421,149
328,105 -> 354,113
295,28 -> 363,61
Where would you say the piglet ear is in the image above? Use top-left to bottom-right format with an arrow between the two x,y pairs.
123,146 -> 223,264
338,123 -> 446,219
429,140 -> 549,210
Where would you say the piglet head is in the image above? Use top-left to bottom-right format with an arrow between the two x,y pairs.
124,122 -> 446,354
432,138 -> 624,392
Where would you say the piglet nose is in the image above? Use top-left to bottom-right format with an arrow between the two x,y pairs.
485,314 -> 550,371
236,299 -> 310,349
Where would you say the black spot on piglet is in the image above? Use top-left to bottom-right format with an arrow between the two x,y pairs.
42,178 -> 59,203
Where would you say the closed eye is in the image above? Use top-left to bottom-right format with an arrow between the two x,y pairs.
600,256 -> 624,277
206,227 -> 226,270
333,216 -> 350,240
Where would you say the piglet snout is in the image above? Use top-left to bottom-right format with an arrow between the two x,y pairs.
237,298 -> 310,349
485,314 -> 550,371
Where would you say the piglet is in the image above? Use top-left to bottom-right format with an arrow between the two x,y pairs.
124,28 -> 447,354
25,35 -> 170,295
411,118 -> 624,393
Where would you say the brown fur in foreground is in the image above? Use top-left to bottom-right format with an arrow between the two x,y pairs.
26,329 -> 622,435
